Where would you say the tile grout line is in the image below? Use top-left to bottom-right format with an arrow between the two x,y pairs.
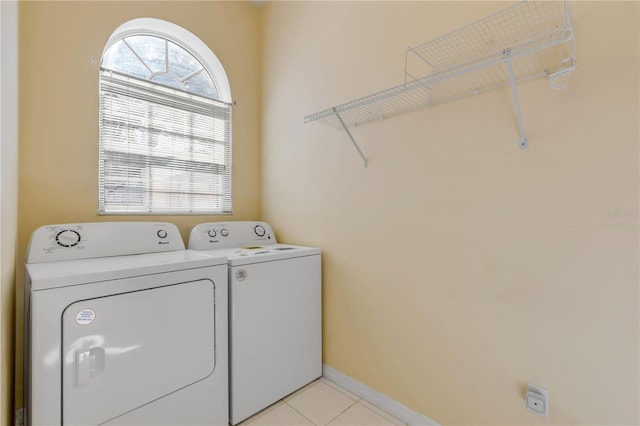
247,377 -> 407,426
240,400 -> 284,426
284,382 -> 360,426
355,401 -> 405,426
283,400 -> 326,426
318,399 -> 359,426
321,378 -> 362,402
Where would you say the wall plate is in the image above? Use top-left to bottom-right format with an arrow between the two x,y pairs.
526,384 -> 549,417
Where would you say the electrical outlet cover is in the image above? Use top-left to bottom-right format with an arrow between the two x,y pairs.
527,394 -> 545,413
525,384 -> 549,417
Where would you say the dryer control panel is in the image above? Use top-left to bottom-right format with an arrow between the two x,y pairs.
189,221 -> 275,250
26,222 -> 185,263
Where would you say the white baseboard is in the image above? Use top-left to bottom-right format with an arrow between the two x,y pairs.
322,365 -> 440,426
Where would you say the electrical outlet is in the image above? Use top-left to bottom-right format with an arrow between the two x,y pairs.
525,384 -> 549,417
527,393 -> 545,414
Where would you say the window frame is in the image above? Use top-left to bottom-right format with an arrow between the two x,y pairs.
98,18 -> 233,215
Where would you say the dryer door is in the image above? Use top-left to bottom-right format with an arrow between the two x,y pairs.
61,279 -> 216,425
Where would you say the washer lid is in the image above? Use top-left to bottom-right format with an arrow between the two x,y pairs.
198,244 -> 320,266
26,250 -> 226,291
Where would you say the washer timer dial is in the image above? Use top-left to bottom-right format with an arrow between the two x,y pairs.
254,225 -> 266,237
55,229 -> 81,248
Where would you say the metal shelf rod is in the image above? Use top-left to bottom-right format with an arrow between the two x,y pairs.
504,51 -> 528,149
333,107 -> 368,168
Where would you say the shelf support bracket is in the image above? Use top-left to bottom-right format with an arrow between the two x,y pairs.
504,52 -> 528,149
333,107 -> 369,168
548,60 -> 576,90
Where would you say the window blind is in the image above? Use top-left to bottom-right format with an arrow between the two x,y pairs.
99,70 -> 232,214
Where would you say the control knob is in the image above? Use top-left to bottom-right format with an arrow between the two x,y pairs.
254,225 -> 266,237
220,229 -> 229,237
157,230 -> 168,239
56,229 -> 81,248
208,229 -> 217,238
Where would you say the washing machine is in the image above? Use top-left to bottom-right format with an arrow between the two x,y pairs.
24,222 -> 228,426
189,221 -> 321,425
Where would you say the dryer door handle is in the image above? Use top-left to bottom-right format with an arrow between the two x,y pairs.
75,346 -> 106,386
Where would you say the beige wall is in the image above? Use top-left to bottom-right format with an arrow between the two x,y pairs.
262,1 -> 638,425
1,2 -> 19,425
10,1 -> 640,424
15,0 -> 262,409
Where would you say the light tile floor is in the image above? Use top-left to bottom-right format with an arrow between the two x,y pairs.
239,378 -> 406,426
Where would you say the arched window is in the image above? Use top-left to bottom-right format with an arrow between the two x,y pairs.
99,18 -> 232,214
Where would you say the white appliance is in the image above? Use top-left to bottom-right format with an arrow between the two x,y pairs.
24,222 -> 228,426
189,221 -> 321,425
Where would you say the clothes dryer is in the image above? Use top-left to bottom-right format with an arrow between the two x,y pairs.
24,222 -> 228,426
189,221 -> 321,425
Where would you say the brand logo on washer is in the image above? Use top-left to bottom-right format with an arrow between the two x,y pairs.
76,309 -> 95,325
236,269 -> 247,281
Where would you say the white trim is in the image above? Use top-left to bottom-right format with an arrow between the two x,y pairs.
1,2 -> 19,426
102,18 -> 232,102
322,365 -> 440,426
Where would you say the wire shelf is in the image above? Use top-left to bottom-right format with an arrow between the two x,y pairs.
304,0 -> 575,137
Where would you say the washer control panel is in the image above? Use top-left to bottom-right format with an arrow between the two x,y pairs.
26,222 -> 185,264
189,221 -> 275,250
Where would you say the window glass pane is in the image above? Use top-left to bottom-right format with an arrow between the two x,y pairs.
150,74 -> 184,90
102,40 -> 150,79
103,36 -> 219,100
185,71 -> 218,99
126,35 -> 166,73
168,41 -> 202,79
